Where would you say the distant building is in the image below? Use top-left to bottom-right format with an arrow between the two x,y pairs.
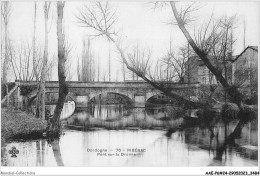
184,55 -> 214,84
184,55 -> 233,85
232,46 -> 258,97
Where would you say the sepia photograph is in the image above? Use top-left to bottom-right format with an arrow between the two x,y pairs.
1,0 -> 259,175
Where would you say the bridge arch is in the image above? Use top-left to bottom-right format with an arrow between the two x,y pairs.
146,93 -> 166,102
88,90 -> 134,104
146,91 -> 164,101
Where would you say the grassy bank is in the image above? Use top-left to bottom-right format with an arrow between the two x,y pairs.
1,108 -> 47,143
1,108 -> 47,166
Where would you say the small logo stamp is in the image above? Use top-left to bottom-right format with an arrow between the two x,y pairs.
9,146 -> 19,157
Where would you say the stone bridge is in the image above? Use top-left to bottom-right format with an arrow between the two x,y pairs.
9,80 -> 200,108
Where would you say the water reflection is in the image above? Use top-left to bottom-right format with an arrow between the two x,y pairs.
4,139 -> 65,166
46,101 -> 75,120
64,105 -> 182,129
87,104 -> 131,121
50,139 -> 64,166
3,104 -> 258,166
3,119 -> 257,166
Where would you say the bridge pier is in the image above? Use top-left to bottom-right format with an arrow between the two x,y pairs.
133,95 -> 146,108
16,86 -> 22,109
74,96 -> 89,108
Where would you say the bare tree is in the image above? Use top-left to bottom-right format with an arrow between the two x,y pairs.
122,62 -> 125,81
45,55 -> 56,81
36,2 -> 51,119
169,2 -> 258,139
79,38 -> 96,82
171,13 -> 237,103
47,1 -> 68,136
127,44 -> 152,80
102,69 -> 107,81
30,2 -> 55,82
65,59 -> 74,81
64,39 -> 75,81
32,2 -> 39,81
76,2 -> 200,107
9,41 -> 41,81
77,56 -> 81,81
169,2 -> 247,109
1,1 -> 11,83
97,55 -> 100,81
161,42 -> 190,83
108,41 -> 111,81
45,36 -> 75,82
233,56 -> 257,97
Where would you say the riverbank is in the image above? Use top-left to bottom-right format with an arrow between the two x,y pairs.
1,108 -> 47,144
1,108 -> 47,165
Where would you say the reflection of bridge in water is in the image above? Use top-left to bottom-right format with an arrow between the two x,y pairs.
7,80 -> 199,108
4,119 -> 257,166
64,105 -> 184,130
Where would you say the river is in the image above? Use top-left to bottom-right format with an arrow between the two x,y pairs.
2,104 -> 258,166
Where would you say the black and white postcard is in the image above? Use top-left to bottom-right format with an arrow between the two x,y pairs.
1,1 -> 259,175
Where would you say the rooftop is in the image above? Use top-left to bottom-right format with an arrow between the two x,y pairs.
233,46 -> 258,62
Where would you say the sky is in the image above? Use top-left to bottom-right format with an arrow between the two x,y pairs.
4,1 -> 260,81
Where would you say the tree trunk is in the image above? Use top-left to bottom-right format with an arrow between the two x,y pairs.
170,2 -> 245,111
122,62 -> 125,81
97,56 -> 100,81
108,41 -> 111,81
32,2 -> 38,81
2,2 -> 9,83
34,2 -> 40,118
77,57 -> 81,81
36,2 -> 49,119
103,33 -> 201,108
3,15 -> 8,83
47,1 -> 68,137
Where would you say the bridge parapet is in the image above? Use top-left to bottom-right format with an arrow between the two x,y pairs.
15,80 -> 199,89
